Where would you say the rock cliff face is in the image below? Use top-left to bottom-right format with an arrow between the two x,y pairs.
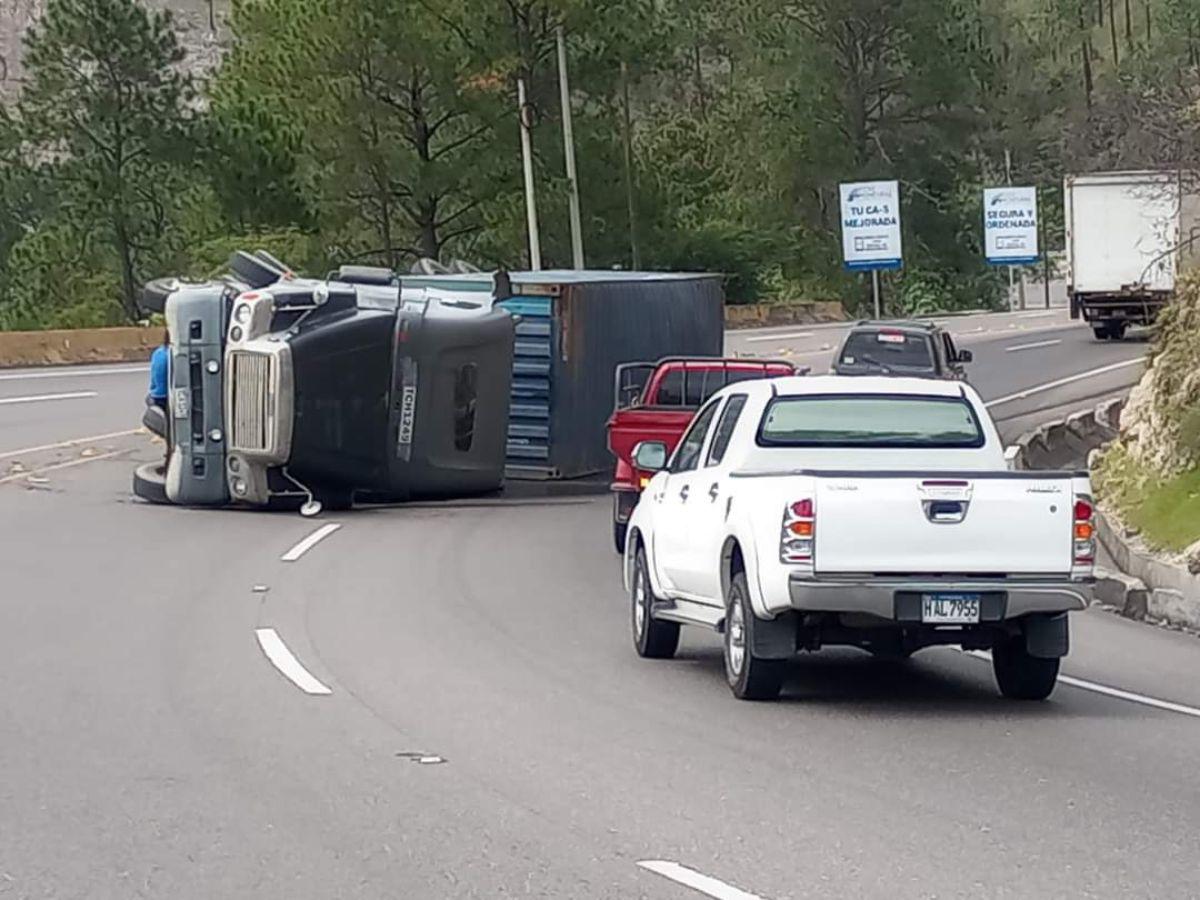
0,0 -> 228,99
1117,272 -> 1200,477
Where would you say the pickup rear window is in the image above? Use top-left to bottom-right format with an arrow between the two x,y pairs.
839,331 -> 935,372
656,368 -> 782,407
757,394 -> 985,448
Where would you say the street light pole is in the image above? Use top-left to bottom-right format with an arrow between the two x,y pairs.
557,26 -> 585,270
517,77 -> 542,271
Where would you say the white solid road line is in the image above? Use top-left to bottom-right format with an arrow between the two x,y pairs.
743,331 -> 814,343
985,357 -> 1144,408
1005,338 -> 1063,353
281,523 -> 342,562
638,861 -> 766,900
961,650 -> 1200,720
0,365 -> 147,381
0,449 -> 126,485
254,628 -> 333,695
0,428 -> 141,461
0,391 -> 98,406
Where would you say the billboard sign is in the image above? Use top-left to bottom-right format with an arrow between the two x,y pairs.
984,186 -> 1039,265
839,180 -> 903,271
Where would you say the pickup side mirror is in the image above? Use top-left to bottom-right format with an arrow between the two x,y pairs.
632,440 -> 669,473
957,349 -> 973,363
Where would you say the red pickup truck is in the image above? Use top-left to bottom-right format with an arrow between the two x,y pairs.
606,357 -> 800,552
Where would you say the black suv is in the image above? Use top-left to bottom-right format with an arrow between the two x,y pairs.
831,320 -> 972,380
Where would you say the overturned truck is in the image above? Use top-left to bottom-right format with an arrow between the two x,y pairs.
136,251 -> 515,514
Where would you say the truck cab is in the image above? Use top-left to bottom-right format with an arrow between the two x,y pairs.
135,251 -> 516,513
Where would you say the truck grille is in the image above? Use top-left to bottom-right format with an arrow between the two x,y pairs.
229,350 -> 272,452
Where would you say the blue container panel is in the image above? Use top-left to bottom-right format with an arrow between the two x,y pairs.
498,295 -> 554,473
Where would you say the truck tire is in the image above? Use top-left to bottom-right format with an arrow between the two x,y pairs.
992,635 -> 1060,700
1110,322 -> 1127,340
132,462 -> 169,505
613,519 -> 628,555
724,570 -> 786,701
1092,325 -> 1109,340
631,545 -> 680,659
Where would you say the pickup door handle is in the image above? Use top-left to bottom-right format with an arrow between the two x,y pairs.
708,483 -> 720,501
679,485 -> 690,502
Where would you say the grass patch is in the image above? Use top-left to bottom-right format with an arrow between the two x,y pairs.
1130,469 -> 1200,553
1094,444 -> 1200,552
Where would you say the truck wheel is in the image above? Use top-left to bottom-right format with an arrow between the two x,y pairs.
1092,325 -> 1110,340
724,571 -> 785,701
631,546 -> 680,659
132,462 -> 169,505
613,519 -> 628,555
1110,322 -> 1127,340
992,636 -> 1060,701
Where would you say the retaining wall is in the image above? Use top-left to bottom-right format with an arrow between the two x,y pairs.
0,327 -> 163,368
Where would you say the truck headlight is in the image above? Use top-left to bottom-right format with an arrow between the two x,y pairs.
206,360 -> 219,374
209,428 -> 223,442
231,476 -> 247,496
230,326 -> 243,342
235,303 -> 252,324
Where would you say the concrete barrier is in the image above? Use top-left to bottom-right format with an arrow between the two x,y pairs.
0,326 -> 162,368
725,301 -> 847,329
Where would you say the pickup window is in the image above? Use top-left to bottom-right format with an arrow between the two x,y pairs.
757,394 -> 985,448
670,399 -> 722,472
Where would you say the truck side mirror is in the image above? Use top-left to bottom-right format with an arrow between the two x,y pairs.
632,441 -> 669,473
958,349 -> 973,363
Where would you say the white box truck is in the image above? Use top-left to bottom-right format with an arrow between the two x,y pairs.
1065,170 -> 1199,340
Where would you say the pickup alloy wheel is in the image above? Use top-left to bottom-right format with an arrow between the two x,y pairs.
631,546 -> 680,659
724,571 -> 786,701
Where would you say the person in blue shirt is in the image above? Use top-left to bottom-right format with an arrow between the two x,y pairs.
148,331 -> 170,412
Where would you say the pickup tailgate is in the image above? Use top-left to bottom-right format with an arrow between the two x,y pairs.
812,474 -> 1074,575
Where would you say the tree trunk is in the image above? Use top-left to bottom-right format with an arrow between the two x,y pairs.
418,198 -> 440,260
1124,0 -> 1132,48
112,213 -> 139,321
1079,6 -> 1094,107
1096,0 -> 1103,26
1108,0 -> 1119,64
1144,1 -> 1151,42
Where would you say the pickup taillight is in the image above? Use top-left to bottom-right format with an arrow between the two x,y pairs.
1073,495 -> 1096,566
781,499 -> 815,563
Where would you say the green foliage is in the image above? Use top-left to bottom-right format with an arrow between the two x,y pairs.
3,0 -> 1200,329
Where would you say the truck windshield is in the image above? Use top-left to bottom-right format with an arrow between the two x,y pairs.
757,394 -> 985,448
839,331 -> 935,372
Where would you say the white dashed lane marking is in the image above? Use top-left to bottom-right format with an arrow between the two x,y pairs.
0,391 -> 98,406
281,523 -> 342,562
1005,338 -> 1063,352
638,861 -> 767,900
254,628 -> 332,695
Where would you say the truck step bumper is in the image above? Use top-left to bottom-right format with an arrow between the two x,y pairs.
787,577 -> 1091,620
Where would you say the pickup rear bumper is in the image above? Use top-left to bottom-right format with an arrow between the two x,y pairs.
787,576 -> 1092,620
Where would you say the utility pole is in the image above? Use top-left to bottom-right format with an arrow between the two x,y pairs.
517,78 -> 542,271
557,26 -> 585,270
1040,185 -> 1051,308
619,61 -> 640,270
871,271 -> 881,319
1005,150 -> 1026,311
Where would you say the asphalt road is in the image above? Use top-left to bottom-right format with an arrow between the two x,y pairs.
2,309 -> 1197,900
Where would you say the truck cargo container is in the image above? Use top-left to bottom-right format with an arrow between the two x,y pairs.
1064,170 -> 1200,339
400,271 -> 725,479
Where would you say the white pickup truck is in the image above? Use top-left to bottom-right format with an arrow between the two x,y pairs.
623,376 -> 1095,701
